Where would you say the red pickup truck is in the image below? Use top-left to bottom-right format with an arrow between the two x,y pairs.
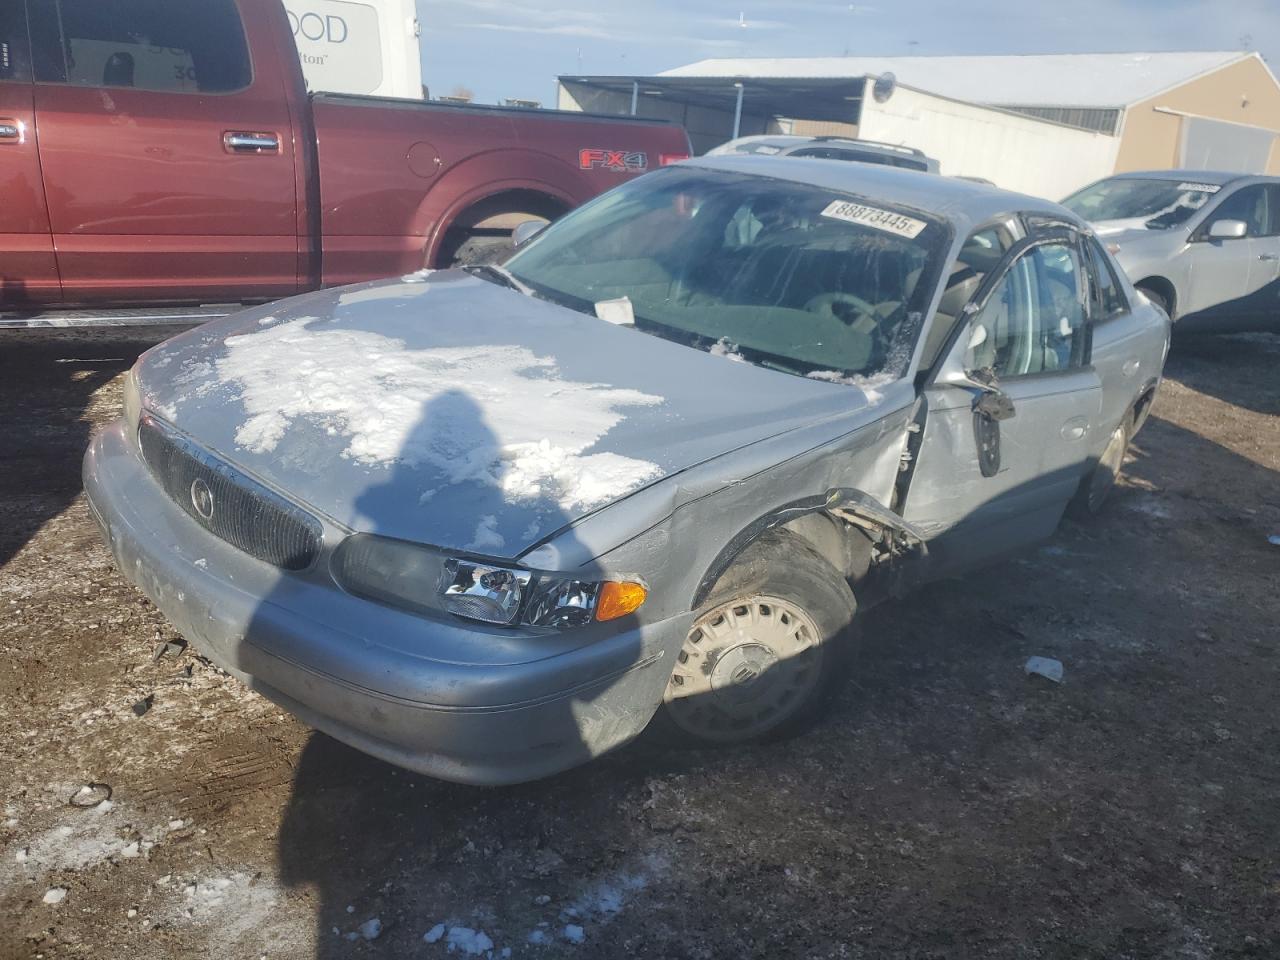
0,0 -> 688,312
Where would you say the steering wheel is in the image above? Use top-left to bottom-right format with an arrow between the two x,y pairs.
804,291 -> 879,326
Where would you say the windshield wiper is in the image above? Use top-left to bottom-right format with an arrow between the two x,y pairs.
464,262 -> 536,297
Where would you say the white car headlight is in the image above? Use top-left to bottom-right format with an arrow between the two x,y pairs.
333,534 -> 646,628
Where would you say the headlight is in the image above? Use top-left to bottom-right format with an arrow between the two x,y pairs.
333,534 -> 647,628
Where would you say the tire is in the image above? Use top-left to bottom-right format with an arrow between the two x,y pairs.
450,234 -> 514,266
1136,284 -> 1171,319
658,531 -> 857,746
1067,415 -> 1131,519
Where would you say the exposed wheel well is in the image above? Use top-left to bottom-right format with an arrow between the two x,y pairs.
434,189 -> 571,267
1134,277 -> 1176,318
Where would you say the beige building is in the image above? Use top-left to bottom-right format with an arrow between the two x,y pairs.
559,51 -> 1280,197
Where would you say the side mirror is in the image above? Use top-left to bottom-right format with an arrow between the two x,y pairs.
1207,219 -> 1248,240
511,219 -> 548,248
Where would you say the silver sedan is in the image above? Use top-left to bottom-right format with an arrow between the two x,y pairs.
1063,170 -> 1280,333
85,158 -> 1169,784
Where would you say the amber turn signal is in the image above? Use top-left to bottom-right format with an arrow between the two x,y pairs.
595,581 -> 647,622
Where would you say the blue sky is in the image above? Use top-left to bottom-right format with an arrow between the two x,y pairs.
418,0 -> 1280,105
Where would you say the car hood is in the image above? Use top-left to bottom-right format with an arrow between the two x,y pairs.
136,271 -> 889,557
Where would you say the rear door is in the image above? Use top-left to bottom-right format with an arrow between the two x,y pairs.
27,0 -> 299,304
0,2 -> 60,304
903,228 -> 1102,572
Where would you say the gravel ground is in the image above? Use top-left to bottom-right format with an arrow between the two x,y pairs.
1,326 -> 1278,960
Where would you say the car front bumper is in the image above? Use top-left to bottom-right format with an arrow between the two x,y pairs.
83,421 -> 686,785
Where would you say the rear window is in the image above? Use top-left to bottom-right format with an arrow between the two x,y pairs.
33,0 -> 251,93
791,146 -> 928,172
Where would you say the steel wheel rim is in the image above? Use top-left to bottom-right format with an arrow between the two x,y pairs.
664,594 -> 824,742
1088,425 -> 1126,511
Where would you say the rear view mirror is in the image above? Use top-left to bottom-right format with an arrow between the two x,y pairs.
511,219 -> 548,248
1207,219 -> 1248,240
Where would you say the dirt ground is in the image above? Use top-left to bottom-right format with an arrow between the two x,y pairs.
1,326 -> 1278,960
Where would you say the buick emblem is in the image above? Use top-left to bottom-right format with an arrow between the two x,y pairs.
189,478 -> 215,520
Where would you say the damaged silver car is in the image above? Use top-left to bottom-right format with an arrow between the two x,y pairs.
84,157 -> 1169,785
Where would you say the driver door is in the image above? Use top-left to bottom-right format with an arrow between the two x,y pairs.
902,229 -> 1103,574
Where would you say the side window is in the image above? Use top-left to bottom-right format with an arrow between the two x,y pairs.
1209,185 -> 1267,236
918,223 -> 1014,370
1084,237 -> 1129,320
1263,185 -> 1280,237
32,0 -> 251,94
0,3 -> 32,82
966,242 -> 1087,378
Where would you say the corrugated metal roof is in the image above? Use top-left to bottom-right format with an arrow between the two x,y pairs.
660,52 -> 1255,109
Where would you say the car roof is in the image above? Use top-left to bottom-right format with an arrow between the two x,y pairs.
1102,169 -> 1279,187
684,153 -> 1083,234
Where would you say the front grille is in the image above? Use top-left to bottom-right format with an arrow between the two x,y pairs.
139,418 -> 322,571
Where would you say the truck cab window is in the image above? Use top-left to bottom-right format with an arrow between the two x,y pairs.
33,0 -> 251,93
0,4 -> 32,82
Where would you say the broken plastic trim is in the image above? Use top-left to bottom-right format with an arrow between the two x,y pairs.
691,487 -> 928,608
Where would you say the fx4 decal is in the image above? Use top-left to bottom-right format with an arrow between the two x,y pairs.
579,148 -> 648,172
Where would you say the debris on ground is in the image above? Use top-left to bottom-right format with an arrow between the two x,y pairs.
43,888 -> 68,905
131,695 -> 154,717
1024,656 -> 1064,684
69,783 -> 112,808
151,640 -> 186,662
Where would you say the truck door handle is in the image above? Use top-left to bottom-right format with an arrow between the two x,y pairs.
223,131 -> 280,154
0,118 -> 23,143
1259,253 -> 1280,262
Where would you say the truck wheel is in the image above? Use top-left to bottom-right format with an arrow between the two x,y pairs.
1067,415 -> 1131,519
450,233 -> 515,266
660,531 -> 857,745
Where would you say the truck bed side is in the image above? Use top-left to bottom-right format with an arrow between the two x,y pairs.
309,95 -> 690,285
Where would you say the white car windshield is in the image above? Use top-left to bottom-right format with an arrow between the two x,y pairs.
503,168 -> 950,380
1063,177 -> 1219,230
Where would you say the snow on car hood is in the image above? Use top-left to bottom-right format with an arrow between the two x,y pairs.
137,271 -> 886,556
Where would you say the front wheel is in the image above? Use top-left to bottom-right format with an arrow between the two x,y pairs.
660,532 -> 857,745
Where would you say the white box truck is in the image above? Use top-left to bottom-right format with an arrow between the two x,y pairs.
283,0 -> 423,100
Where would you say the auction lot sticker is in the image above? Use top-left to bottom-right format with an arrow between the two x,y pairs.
1177,182 -> 1222,193
821,200 -> 927,238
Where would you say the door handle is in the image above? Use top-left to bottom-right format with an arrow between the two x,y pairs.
1258,253 -> 1280,262
222,131 -> 280,154
0,118 -> 23,144
1061,416 -> 1089,441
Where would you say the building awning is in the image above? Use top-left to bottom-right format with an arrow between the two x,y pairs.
558,75 -> 867,123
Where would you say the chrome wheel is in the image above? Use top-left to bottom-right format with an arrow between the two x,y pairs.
1087,424 -> 1127,512
663,595 -> 825,742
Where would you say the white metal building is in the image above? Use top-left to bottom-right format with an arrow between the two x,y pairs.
558,52 -> 1280,199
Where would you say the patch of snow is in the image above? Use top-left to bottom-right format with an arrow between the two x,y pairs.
216,326 -> 665,514
358,918 -> 383,941
401,268 -> 435,283
423,923 -> 446,943
527,929 -> 552,946
257,315 -> 276,326
708,337 -> 747,362
563,924 -> 585,944
445,926 -> 494,955
193,558 -> 207,570
467,515 -> 505,552
43,887 -> 67,904
804,369 -> 892,405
